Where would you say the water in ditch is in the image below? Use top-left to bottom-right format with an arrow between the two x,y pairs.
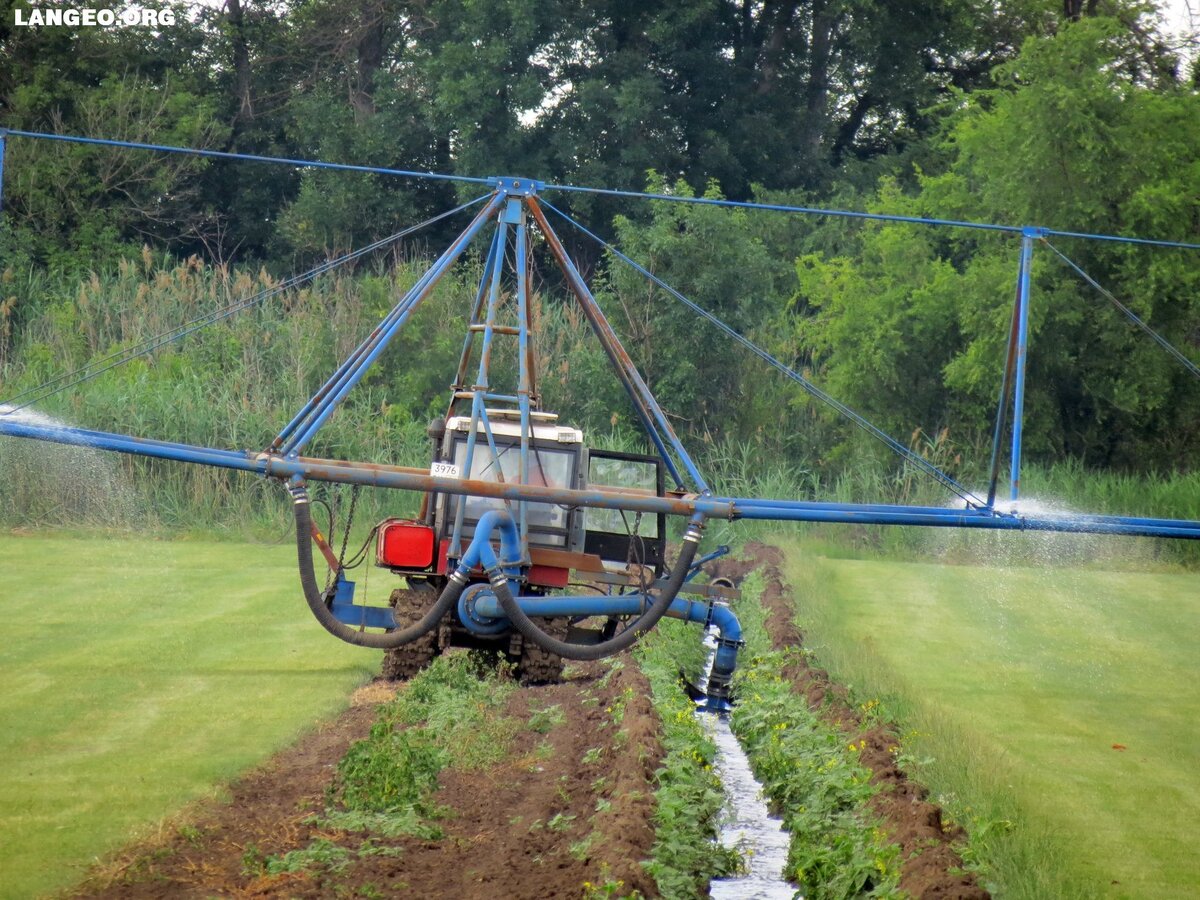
699,628 -> 800,900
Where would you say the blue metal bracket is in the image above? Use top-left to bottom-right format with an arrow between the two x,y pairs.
489,176 -> 542,196
501,198 -> 524,224
326,571 -> 398,629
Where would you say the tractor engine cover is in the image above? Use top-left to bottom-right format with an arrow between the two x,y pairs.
376,519 -> 436,571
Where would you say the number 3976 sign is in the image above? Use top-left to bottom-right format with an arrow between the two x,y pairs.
431,462 -> 461,479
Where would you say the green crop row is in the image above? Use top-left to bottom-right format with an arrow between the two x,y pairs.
242,654 -> 517,883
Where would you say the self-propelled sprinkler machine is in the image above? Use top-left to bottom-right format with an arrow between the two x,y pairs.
1,129 -> 1199,711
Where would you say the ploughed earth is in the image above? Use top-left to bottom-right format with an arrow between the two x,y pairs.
71,545 -> 986,899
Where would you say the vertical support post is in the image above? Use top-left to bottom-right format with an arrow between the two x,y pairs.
514,204 -> 532,548
450,214 -> 510,558
985,242 -> 1027,509
1008,229 -> 1038,506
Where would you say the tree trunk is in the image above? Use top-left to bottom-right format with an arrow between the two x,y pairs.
802,0 -> 835,158
225,0 -> 254,127
351,2 -> 387,120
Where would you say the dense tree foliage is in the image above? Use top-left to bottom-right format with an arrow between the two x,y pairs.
1,0 -> 1197,480
0,0 -> 1071,264
795,17 -> 1200,469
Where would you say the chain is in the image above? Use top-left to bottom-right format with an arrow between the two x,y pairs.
338,484 -> 361,568
323,484 -> 362,594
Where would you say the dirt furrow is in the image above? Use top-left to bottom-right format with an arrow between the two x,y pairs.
73,661 -> 662,899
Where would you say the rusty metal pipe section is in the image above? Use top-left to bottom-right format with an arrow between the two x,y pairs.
277,455 -> 725,516
4,418 -> 1200,538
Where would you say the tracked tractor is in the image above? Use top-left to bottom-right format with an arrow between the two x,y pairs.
355,410 -> 737,686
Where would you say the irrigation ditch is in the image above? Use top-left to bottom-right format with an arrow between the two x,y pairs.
68,543 -> 986,899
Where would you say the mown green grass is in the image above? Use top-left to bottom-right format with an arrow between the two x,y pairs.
0,533 -> 379,899
776,537 -> 1200,898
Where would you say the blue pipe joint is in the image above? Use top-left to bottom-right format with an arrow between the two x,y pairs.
458,583 -> 509,635
703,603 -> 743,705
471,510 -> 523,578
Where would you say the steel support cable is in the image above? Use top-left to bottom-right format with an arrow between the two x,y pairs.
538,184 -> 1200,251
5,129 -> 493,186
9,131 -> 1200,251
541,200 -> 986,508
0,196 -> 489,414
1042,239 -> 1200,381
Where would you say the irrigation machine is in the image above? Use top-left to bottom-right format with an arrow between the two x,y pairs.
1,129 -> 1199,711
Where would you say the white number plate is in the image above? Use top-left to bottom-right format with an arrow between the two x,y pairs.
430,462 -> 461,479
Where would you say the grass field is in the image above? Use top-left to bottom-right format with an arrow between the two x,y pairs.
0,533 -> 379,899
777,535 -> 1200,898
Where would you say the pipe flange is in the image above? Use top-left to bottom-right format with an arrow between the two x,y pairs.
458,582 -> 510,635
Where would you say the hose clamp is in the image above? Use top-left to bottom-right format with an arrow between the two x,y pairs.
449,569 -> 469,586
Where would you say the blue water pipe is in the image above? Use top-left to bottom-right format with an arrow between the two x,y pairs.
452,511 -> 741,704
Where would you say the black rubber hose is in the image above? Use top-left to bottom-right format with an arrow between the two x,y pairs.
488,518 -> 704,660
293,487 -> 464,649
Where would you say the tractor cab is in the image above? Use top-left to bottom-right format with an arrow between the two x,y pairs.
374,409 -> 667,593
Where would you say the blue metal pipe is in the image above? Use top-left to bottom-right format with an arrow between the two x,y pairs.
468,589 -> 743,700
1009,231 -> 1037,505
464,509 -> 523,572
0,418 -> 257,469
4,418 -> 1200,540
283,194 -> 504,454
686,544 -> 730,581
729,498 -> 1006,517
468,592 -> 733,632
728,498 -> 1200,538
